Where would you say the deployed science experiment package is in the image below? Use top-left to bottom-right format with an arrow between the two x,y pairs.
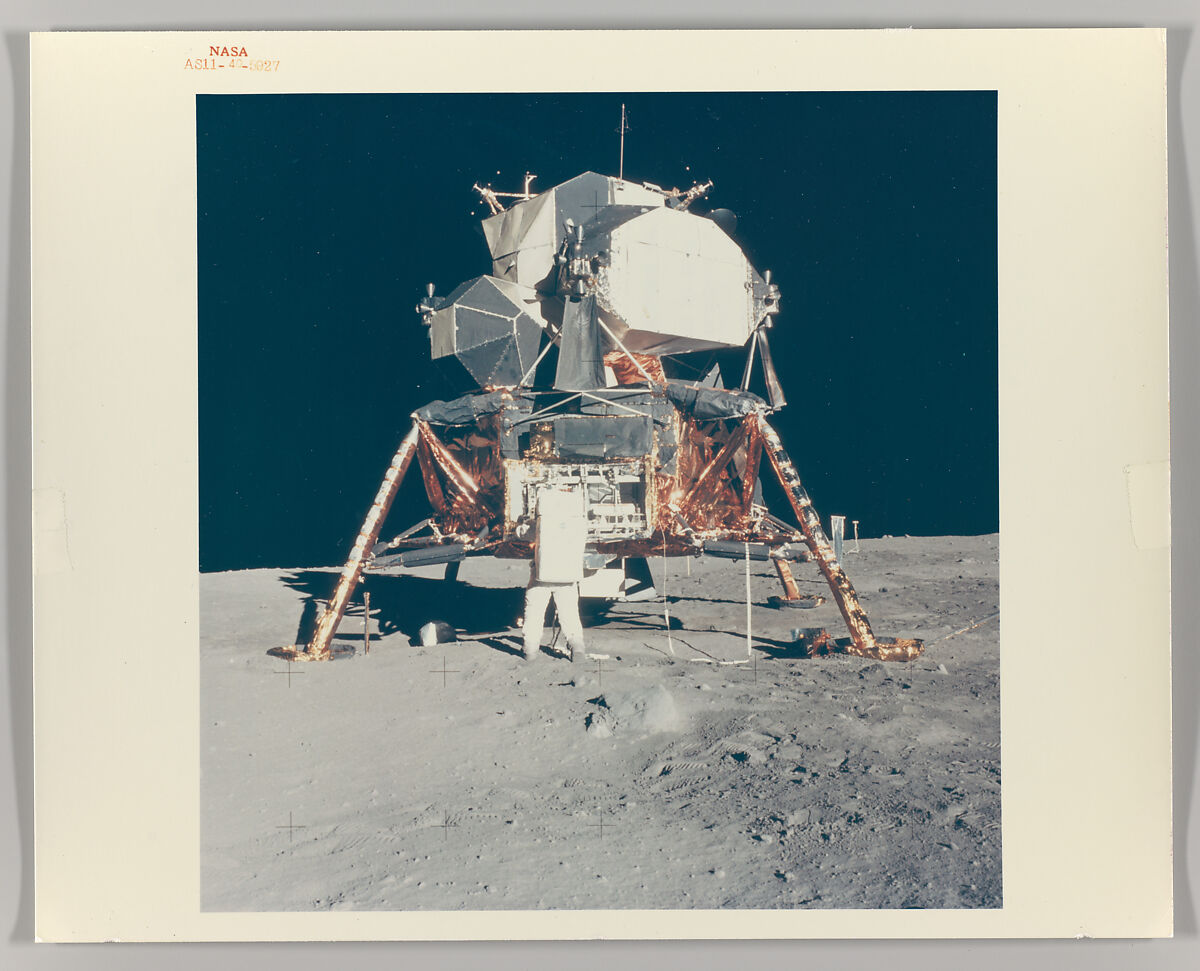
31,29 -> 1171,941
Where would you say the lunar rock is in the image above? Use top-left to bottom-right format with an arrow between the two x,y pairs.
417,621 -> 456,646
598,685 -> 684,736
585,710 -> 614,738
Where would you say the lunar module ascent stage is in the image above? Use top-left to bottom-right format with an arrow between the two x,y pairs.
275,170 -> 923,664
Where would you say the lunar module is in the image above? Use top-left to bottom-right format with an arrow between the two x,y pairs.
274,169 -> 923,663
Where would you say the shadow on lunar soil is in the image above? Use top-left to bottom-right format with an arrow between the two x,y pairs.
279,569 -> 526,643
279,565 -> 815,656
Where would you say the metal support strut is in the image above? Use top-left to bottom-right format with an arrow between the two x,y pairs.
772,558 -> 804,599
274,421 -> 422,661
756,416 -> 923,662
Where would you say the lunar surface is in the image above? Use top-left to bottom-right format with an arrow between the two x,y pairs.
201,534 -> 1000,911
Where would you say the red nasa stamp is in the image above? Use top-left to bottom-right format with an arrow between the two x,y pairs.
184,44 -> 279,72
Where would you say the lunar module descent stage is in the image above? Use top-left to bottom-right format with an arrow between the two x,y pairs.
274,170 -> 923,664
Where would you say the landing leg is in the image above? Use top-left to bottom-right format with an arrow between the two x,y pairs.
773,558 -> 801,599
756,416 -> 922,662
273,421 -> 421,661
768,557 -> 826,609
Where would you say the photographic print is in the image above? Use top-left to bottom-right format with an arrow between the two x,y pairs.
31,28 -> 1172,941
197,90 -> 1000,911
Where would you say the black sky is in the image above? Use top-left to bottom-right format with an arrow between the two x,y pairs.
198,91 -> 997,573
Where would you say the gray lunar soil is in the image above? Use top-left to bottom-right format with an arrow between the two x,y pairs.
200,534 -> 1000,911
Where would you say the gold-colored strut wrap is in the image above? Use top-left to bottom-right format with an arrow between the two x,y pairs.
670,415 -> 762,536
415,419 -> 500,536
603,351 -> 666,386
755,415 -> 924,663
417,421 -> 480,498
865,638 -> 925,663
773,557 -> 804,600
286,421 -> 421,662
795,629 -> 924,663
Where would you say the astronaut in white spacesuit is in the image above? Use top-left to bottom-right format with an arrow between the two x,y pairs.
518,485 -> 588,662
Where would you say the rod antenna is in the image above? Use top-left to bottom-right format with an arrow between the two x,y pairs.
618,104 -> 630,181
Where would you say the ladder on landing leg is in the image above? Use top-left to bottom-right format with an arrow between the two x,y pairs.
272,421 -> 421,662
756,415 -> 923,662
